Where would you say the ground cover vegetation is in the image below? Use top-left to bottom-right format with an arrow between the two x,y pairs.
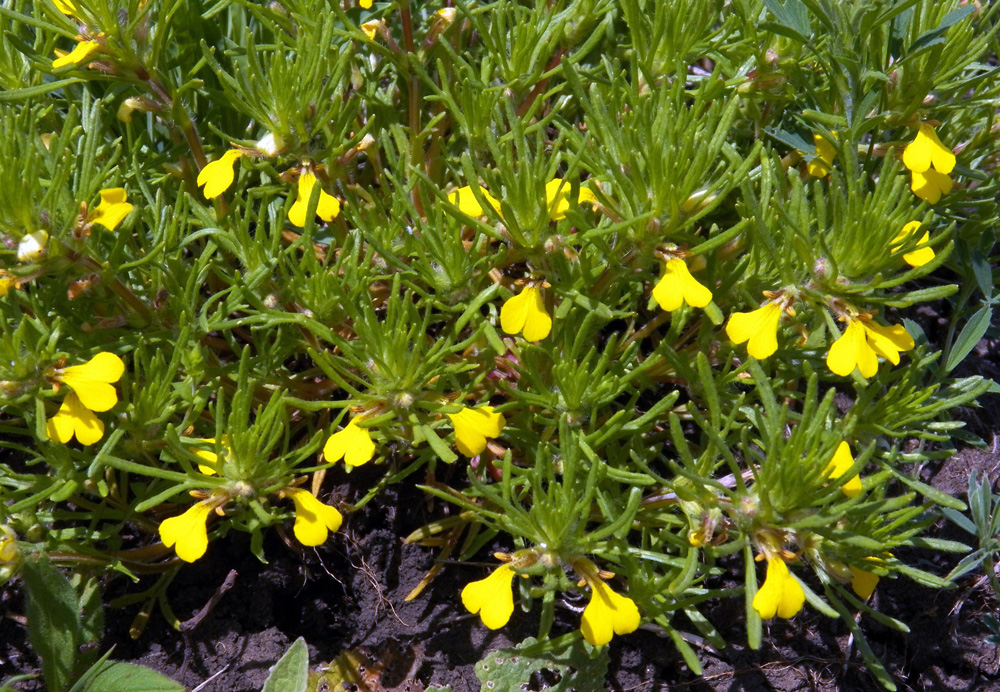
1,0 -> 1000,690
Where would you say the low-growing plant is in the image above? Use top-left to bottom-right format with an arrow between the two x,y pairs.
1,0 -> 999,690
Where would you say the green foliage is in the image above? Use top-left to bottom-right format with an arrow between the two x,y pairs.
0,0 -> 998,689
474,636 -> 608,692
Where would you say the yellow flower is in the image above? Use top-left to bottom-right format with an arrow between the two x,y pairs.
461,564 -> 515,629
53,40 -> 99,69
46,392 -> 105,445
0,274 -> 16,298
0,526 -> 18,563
284,488 -> 343,547
902,124 -> 955,175
197,150 -> 243,199
323,418 -> 376,467
57,351 -> 125,412
192,437 -> 229,475
52,0 -> 79,16
910,168 -> 953,205
752,557 -> 805,619
827,318 -> 914,378
359,0 -> 373,7
652,258 -> 712,312
360,20 -> 382,40
806,133 -> 837,177
88,188 -> 134,231
448,405 -> 505,457
824,441 -> 861,498
849,566 -> 880,600
726,301 -> 783,359
159,501 -> 214,562
580,577 -> 641,647
891,221 -> 935,267
903,124 -> 955,205
545,179 -> 597,221
501,285 -> 552,341
289,172 -> 341,227
448,185 -> 501,217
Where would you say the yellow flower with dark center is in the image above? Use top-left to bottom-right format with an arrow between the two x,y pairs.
448,405 -> 505,457
726,301 -> 783,359
545,179 -> 597,221
903,124 -> 955,205
53,40 -> 99,69
891,221 -> 935,267
501,285 -> 552,341
46,392 -> 105,445
580,576 -> 641,647
57,352 -> 125,412
827,318 -> 914,378
849,566 -> 880,600
160,501 -> 215,562
323,418 -> 376,467
289,172 -> 341,227
752,557 -> 805,619
461,564 -> 515,629
447,185 -> 501,217
88,189 -> 134,231
807,133 -> 837,177
824,441 -> 861,498
284,488 -> 343,546
197,150 -> 243,199
652,258 -> 712,312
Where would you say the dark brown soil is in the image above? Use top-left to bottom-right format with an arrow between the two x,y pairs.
5,339 -> 1000,692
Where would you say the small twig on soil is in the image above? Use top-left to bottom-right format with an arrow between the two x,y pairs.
189,665 -> 231,692
178,570 -> 238,679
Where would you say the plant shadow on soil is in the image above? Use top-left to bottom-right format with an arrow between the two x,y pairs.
5,340 -> 1000,691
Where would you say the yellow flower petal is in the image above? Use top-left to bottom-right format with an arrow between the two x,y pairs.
726,302 -> 782,359
902,124 -> 955,175
0,531 -> 18,563
910,168 -> 952,205
53,40 -> 99,69
652,258 -> 712,312
285,488 -> 343,546
500,285 -> 552,341
827,319 -> 877,378
360,20 -> 380,40
46,392 -> 105,446
580,578 -> 641,647
89,188 -> 134,231
52,0 -> 79,16
359,0 -> 373,7
461,564 -> 515,630
59,352 -> 125,412
544,179 -> 596,221
752,557 -> 805,620
17,231 -> 48,262
447,405 -> 505,457
849,566 -> 880,600
863,320 -> 914,366
891,221 -> 935,267
824,441 -> 862,498
322,418 -> 376,467
159,502 -> 214,562
447,185 -> 500,217
193,437 -> 229,475
0,275 -> 16,298
197,150 -> 243,199
289,172 -> 341,227
806,133 -> 837,177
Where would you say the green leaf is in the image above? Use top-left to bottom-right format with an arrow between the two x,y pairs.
261,638 -> 309,692
418,425 -> 459,464
907,5 -> 975,55
19,557 -> 85,692
75,662 -> 183,692
762,0 -> 812,39
945,305 -> 991,372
